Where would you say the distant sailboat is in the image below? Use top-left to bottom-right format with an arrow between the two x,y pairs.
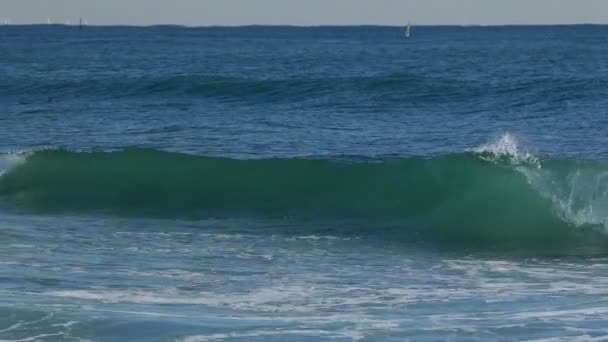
405,21 -> 411,38
47,18 -> 52,25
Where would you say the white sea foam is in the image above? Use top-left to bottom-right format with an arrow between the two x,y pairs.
44,285 -> 318,312
177,329 -> 365,342
0,322 -> 24,333
1,333 -> 65,342
524,336 -> 608,342
42,260 -> 608,312
50,321 -> 79,329
12,255 -> 608,341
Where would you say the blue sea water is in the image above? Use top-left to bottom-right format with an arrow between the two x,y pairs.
2,25 -> 608,341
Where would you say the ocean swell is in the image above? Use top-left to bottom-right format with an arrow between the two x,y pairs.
0,73 -> 477,103
2,136 -> 608,248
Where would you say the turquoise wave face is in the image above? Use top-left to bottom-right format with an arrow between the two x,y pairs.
2,144 -> 608,250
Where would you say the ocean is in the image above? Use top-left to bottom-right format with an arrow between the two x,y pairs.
2,25 -> 608,341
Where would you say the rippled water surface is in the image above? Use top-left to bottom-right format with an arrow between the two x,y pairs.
2,25 -> 608,341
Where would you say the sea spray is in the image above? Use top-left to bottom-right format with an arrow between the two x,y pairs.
475,134 -> 608,231
0,151 -> 28,176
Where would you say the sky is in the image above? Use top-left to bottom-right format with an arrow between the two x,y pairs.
0,0 -> 607,26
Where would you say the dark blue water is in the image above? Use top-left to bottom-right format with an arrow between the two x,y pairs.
2,25 -> 608,341
3,25 -> 608,158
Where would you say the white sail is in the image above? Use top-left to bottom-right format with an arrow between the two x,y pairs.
405,22 -> 411,38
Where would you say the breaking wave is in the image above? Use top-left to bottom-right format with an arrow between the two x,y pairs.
2,135 -> 608,249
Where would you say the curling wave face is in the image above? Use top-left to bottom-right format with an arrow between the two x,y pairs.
2,135 -> 608,249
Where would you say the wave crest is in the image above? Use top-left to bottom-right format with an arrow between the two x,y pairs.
470,133 -> 539,166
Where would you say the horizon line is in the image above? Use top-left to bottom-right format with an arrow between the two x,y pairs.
2,23 -> 608,28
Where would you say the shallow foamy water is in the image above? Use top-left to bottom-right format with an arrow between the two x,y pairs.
1,214 -> 608,341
